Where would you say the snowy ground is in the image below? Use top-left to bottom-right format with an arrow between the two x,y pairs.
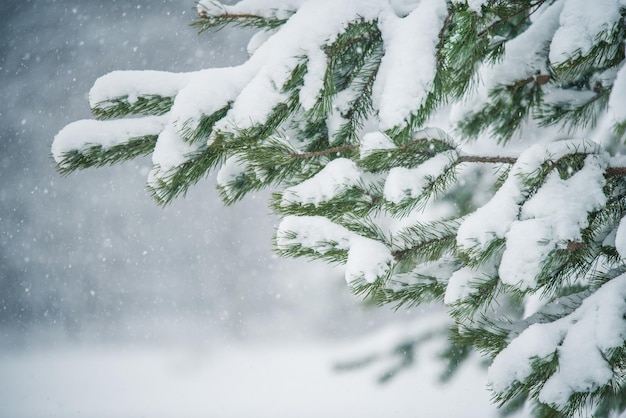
0,337 -> 497,418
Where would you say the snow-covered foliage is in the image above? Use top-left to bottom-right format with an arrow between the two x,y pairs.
53,0 -> 626,416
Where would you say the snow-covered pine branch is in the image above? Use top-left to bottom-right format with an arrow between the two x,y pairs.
53,0 -> 626,416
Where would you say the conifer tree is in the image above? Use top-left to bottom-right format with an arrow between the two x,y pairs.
53,1 -> 626,416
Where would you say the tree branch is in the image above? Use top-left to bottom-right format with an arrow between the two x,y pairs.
436,7 -> 455,66
289,144 -> 358,159
457,155 -> 517,164
287,142 -> 626,180
477,0 -> 549,38
392,234 -> 456,261
606,167 -> 626,177
507,74 -> 551,92
198,11 -> 264,20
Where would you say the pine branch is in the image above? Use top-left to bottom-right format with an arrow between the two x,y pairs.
392,234 -> 458,264
330,44 -> 382,145
92,95 -> 175,120
491,352 -> 560,408
148,143 -> 223,205
449,276 -> 502,321
56,135 -> 157,175
383,277 -> 448,309
289,144 -> 358,159
272,136 -> 626,181
476,0 -> 550,39
385,157 -> 461,217
272,187 -> 377,220
451,317 -> 510,358
361,134 -> 456,173
180,103 -> 232,144
457,155 -> 517,164
193,9 -> 289,32
274,239 -> 349,265
537,88 -> 611,133
457,76 -> 549,143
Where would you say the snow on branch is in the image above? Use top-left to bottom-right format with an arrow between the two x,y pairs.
373,0 -> 448,130
280,158 -> 363,207
457,139 -> 601,260
53,116 -> 167,172
489,273 -> 626,413
275,215 -> 393,286
499,154 -> 607,291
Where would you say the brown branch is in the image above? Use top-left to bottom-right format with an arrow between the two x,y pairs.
507,74 -> 551,92
459,154 -> 626,179
566,241 -> 584,251
457,155 -> 517,164
289,137 -> 451,159
198,10 -> 265,19
287,142 -> 626,181
606,167 -> 626,177
436,7 -> 455,65
289,144 -> 358,159
397,137 -> 435,151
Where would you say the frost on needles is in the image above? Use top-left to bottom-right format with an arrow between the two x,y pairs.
53,0 -> 626,416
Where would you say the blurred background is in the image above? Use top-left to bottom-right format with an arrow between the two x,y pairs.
0,1 -> 497,416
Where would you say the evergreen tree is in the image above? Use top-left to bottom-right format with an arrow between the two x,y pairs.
53,1 -> 626,416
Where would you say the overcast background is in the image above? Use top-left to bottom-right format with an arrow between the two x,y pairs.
0,1 -> 497,416
0,0 -> 394,346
